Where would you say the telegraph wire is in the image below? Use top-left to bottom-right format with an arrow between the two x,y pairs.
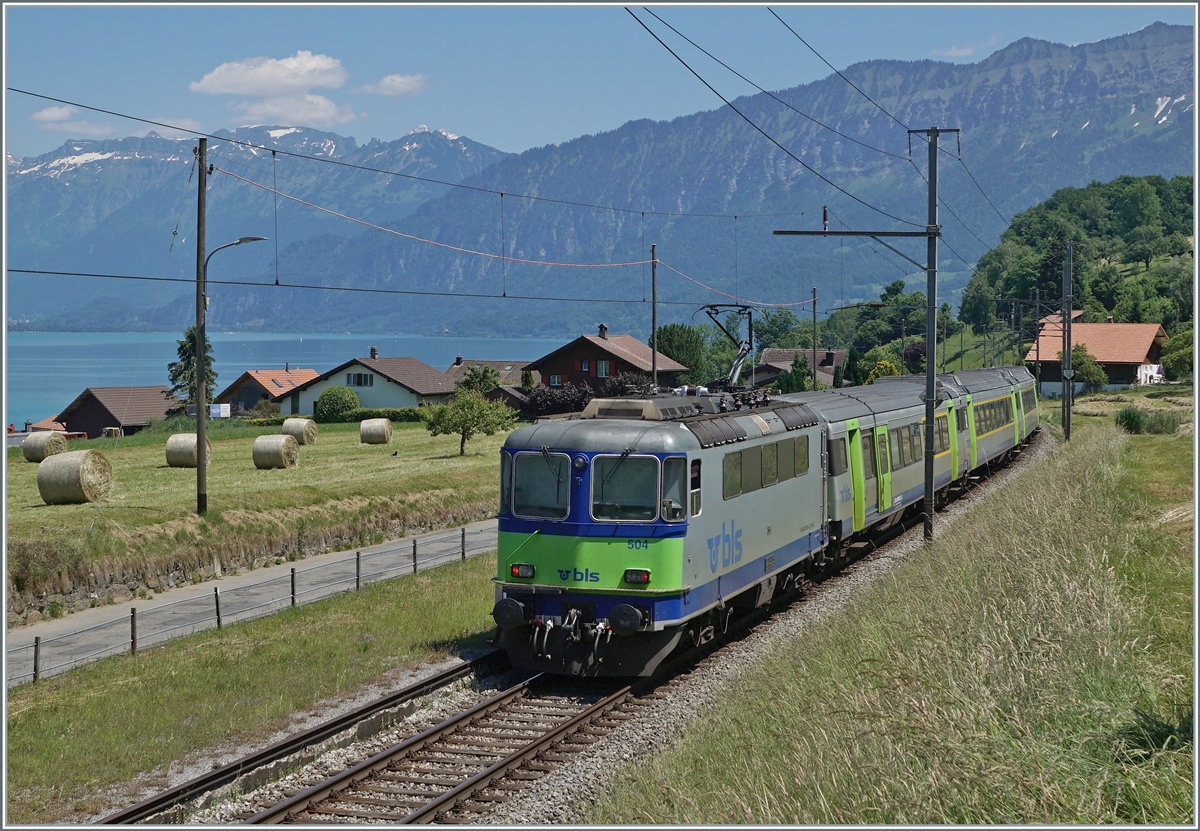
626,8 -> 925,229
657,261 -> 815,308
7,86 -> 825,222
905,158 -> 994,252
956,154 -> 1008,222
826,206 -> 910,276
643,7 -> 909,161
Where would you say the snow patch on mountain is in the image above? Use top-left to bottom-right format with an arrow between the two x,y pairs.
436,129 -> 459,140
1154,96 -> 1171,118
1081,120 -> 1090,129
268,127 -> 301,139
407,124 -> 431,135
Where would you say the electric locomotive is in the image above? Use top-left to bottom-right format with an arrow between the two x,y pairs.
491,366 -> 1037,677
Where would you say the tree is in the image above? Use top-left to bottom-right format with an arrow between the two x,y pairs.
843,347 -> 864,386
314,386 -> 360,421
655,323 -> 711,385
456,365 -> 501,395
1060,344 -> 1108,392
776,353 -> 809,393
1160,326 -> 1193,380
832,363 -> 844,388
600,371 -> 652,397
166,325 -> 216,410
426,390 -> 516,455
520,369 -> 536,393
865,360 -> 901,384
959,276 -> 997,334
523,382 -> 594,418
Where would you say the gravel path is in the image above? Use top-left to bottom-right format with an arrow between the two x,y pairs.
94,432 -> 1055,825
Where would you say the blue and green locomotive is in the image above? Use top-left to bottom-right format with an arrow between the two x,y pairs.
491,366 -> 1038,676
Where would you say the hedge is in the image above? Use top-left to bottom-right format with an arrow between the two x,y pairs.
248,407 -> 426,426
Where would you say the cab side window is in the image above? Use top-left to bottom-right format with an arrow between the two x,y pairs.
828,438 -> 848,476
690,460 -> 702,516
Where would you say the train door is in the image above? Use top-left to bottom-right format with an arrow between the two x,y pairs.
860,429 -> 878,518
965,395 -> 978,469
1011,390 -> 1021,444
946,402 -> 959,480
846,420 -> 865,532
875,427 -> 892,512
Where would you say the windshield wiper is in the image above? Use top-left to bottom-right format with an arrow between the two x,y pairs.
602,448 -> 634,485
540,445 -> 562,484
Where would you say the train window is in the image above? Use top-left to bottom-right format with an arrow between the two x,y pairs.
910,424 -> 923,461
741,446 -> 763,494
889,428 -> 903,469
499,452 -> 511,515
592,455 -> 660,521
895,428 -> 910,467
795,435 -> 810,476
690,460 -> 702,516
513,451 -> 570,520
876,431 -> 889,475
957,408 -> 967,432
777,437 -> 795,481
860,433 -> 876,480
828,438 -> 848,476
723,451 -> 742,500
761,443 -> 778,487
936,415 -> 950,453
662,458 -> 687,522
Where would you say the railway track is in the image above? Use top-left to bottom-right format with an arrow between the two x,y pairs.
244,675 -> 640,824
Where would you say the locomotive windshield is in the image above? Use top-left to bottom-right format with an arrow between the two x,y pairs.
513,451 -> 570,519
592,454 -> 659,521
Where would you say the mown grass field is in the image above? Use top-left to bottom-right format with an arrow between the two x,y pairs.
6,420 -> 510,594
4,552 -> 500,824
589,405 -> 1193,823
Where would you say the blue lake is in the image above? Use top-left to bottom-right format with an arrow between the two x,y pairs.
3,331 -> 566,428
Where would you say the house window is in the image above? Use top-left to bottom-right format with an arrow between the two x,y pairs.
549,374 -> 563,387
597,360 -> 611,379
581,360 -> 590,372
346,372 -> 374,387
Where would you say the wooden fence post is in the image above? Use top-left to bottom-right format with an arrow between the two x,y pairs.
412,539 -> 418,574
291,568 -> 297,607
130,607 -> 137,655
461,528 -> 467,562
214,587 -> 222,630
356,551 -> 361,591
33,636 -> 40,683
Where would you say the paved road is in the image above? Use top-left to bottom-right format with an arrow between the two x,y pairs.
6,519 -> 499,687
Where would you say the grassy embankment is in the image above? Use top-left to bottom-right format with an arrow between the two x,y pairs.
6,419 -> 509,598
4,551 -> 499,824
590,392 -> 1193,823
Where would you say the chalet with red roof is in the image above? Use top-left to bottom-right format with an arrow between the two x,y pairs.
1025,319 -> 1169,393
524,324 -> 688,392
214,367 -> 319,414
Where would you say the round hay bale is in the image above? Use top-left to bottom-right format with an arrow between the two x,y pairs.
22,431 -> 67,463
253,434 -> 299,469
165,433 -> 212,468
37,450 -> 113,505
360,418 -> 393,445
282,418 -> 318,445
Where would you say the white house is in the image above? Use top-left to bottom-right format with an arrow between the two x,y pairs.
283,351 -> 454,415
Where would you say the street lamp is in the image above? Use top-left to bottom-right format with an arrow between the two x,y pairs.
196,236 -> 267,513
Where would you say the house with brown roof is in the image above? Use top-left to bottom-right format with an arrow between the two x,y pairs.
284,351 -> 453,415
214,367 -> 320,414
443,357 -> 533,388
751,348 -> 849,389
58,386 -> 180,438
1025,320 -> 1169,393
524,324 -> 689,392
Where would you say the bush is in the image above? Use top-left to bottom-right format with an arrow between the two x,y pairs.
248,398 -> 280,418
1114,407 -> 1183,435
244,415 -> 287,426
314,386 -> 360,422
1114,407 -> 1145,433
523,382 -> 594,417
346,407 -> 425,423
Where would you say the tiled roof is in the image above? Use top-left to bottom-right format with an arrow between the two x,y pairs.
760,348 -> 847,371
30,415 -> 66,431
59,386 -> 179,426
1038,309 -> 1084,326
215,369 -> 320,403
1025,322 -> 1168,364
444,359 -> 530,386
527,334 -> 687,373
292,357 -> 453,396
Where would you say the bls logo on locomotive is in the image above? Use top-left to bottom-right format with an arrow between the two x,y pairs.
706,521 -> 743,573
558,568 -> 601,582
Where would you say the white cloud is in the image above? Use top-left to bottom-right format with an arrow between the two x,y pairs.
190,50 -> 348,97
932,45 -> 975,57
30,105 -> 116,136
358,73 -> 427,97
31,105 -> 76,122
236,94 -> 358,127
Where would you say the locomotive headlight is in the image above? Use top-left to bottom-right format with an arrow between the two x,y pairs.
510,563 -> 535,579
623,569 -> 651,585
574,455 -> 587,470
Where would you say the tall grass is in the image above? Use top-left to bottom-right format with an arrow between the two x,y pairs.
4,552 -> 499,824
590,424 -> 1193,824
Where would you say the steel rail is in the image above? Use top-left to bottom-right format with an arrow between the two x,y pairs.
244,671 -> 547,824
99,649 -> 506,824
400,683 -> 634,823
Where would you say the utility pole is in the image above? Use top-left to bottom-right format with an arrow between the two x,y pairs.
812,287 -> 818,390
1034,288 -> 1041,393
774,126 -> 956,542
195,138 -> 208,514
651,243 -> 657,391
1062,241 -> 1075,440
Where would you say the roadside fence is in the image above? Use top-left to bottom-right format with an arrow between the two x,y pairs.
6,526 -> 496,688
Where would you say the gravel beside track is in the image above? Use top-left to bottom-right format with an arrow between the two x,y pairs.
99,432 -> 1054,825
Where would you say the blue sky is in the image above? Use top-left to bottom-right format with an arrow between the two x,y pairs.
4,3 -> 1195,159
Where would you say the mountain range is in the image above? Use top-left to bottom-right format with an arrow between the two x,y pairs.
6,22 -> 1193,338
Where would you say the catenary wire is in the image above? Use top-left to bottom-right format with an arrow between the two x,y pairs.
6,87 -> 827,222
626,8 -> 924,229
644,7 -> 909,161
